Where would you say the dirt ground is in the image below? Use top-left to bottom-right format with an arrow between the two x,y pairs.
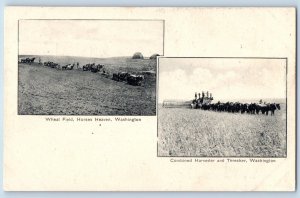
18,63 -> 156,115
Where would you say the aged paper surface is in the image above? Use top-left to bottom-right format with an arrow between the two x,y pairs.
4,7 -> 296,191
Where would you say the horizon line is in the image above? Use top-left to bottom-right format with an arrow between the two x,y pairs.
159,98 -> 286,102
18,54 -> 159,59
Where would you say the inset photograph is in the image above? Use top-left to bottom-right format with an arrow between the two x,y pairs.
158,57 -> 287,157
18,20 -> 164,115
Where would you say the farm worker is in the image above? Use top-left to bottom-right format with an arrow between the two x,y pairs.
195,92 -> 197,100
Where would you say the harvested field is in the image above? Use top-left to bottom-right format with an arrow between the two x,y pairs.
18,57 -> 156,115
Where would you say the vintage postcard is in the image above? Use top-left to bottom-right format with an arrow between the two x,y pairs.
4,7 -> 296,191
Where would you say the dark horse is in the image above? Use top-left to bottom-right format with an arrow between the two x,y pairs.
255,103 -> 281,116
270,103 -> 281,115
21,57 -> 35,64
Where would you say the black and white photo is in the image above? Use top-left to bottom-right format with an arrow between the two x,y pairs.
158,57 -> 287,157
18,19 -> 164,115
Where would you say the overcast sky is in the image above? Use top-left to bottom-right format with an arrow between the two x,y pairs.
19,20 -> 163,58
158,58 -> 286,103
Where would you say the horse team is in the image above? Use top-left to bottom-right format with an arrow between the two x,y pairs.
20,57 -> 35,64
112,72 -> 144,86
82,63 -> 104,73
19,57 -> 144,86
193,101 -> 281,116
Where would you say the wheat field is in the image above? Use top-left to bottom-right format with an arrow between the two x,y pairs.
158,103 -> 286,157
18,56 -> 156,115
